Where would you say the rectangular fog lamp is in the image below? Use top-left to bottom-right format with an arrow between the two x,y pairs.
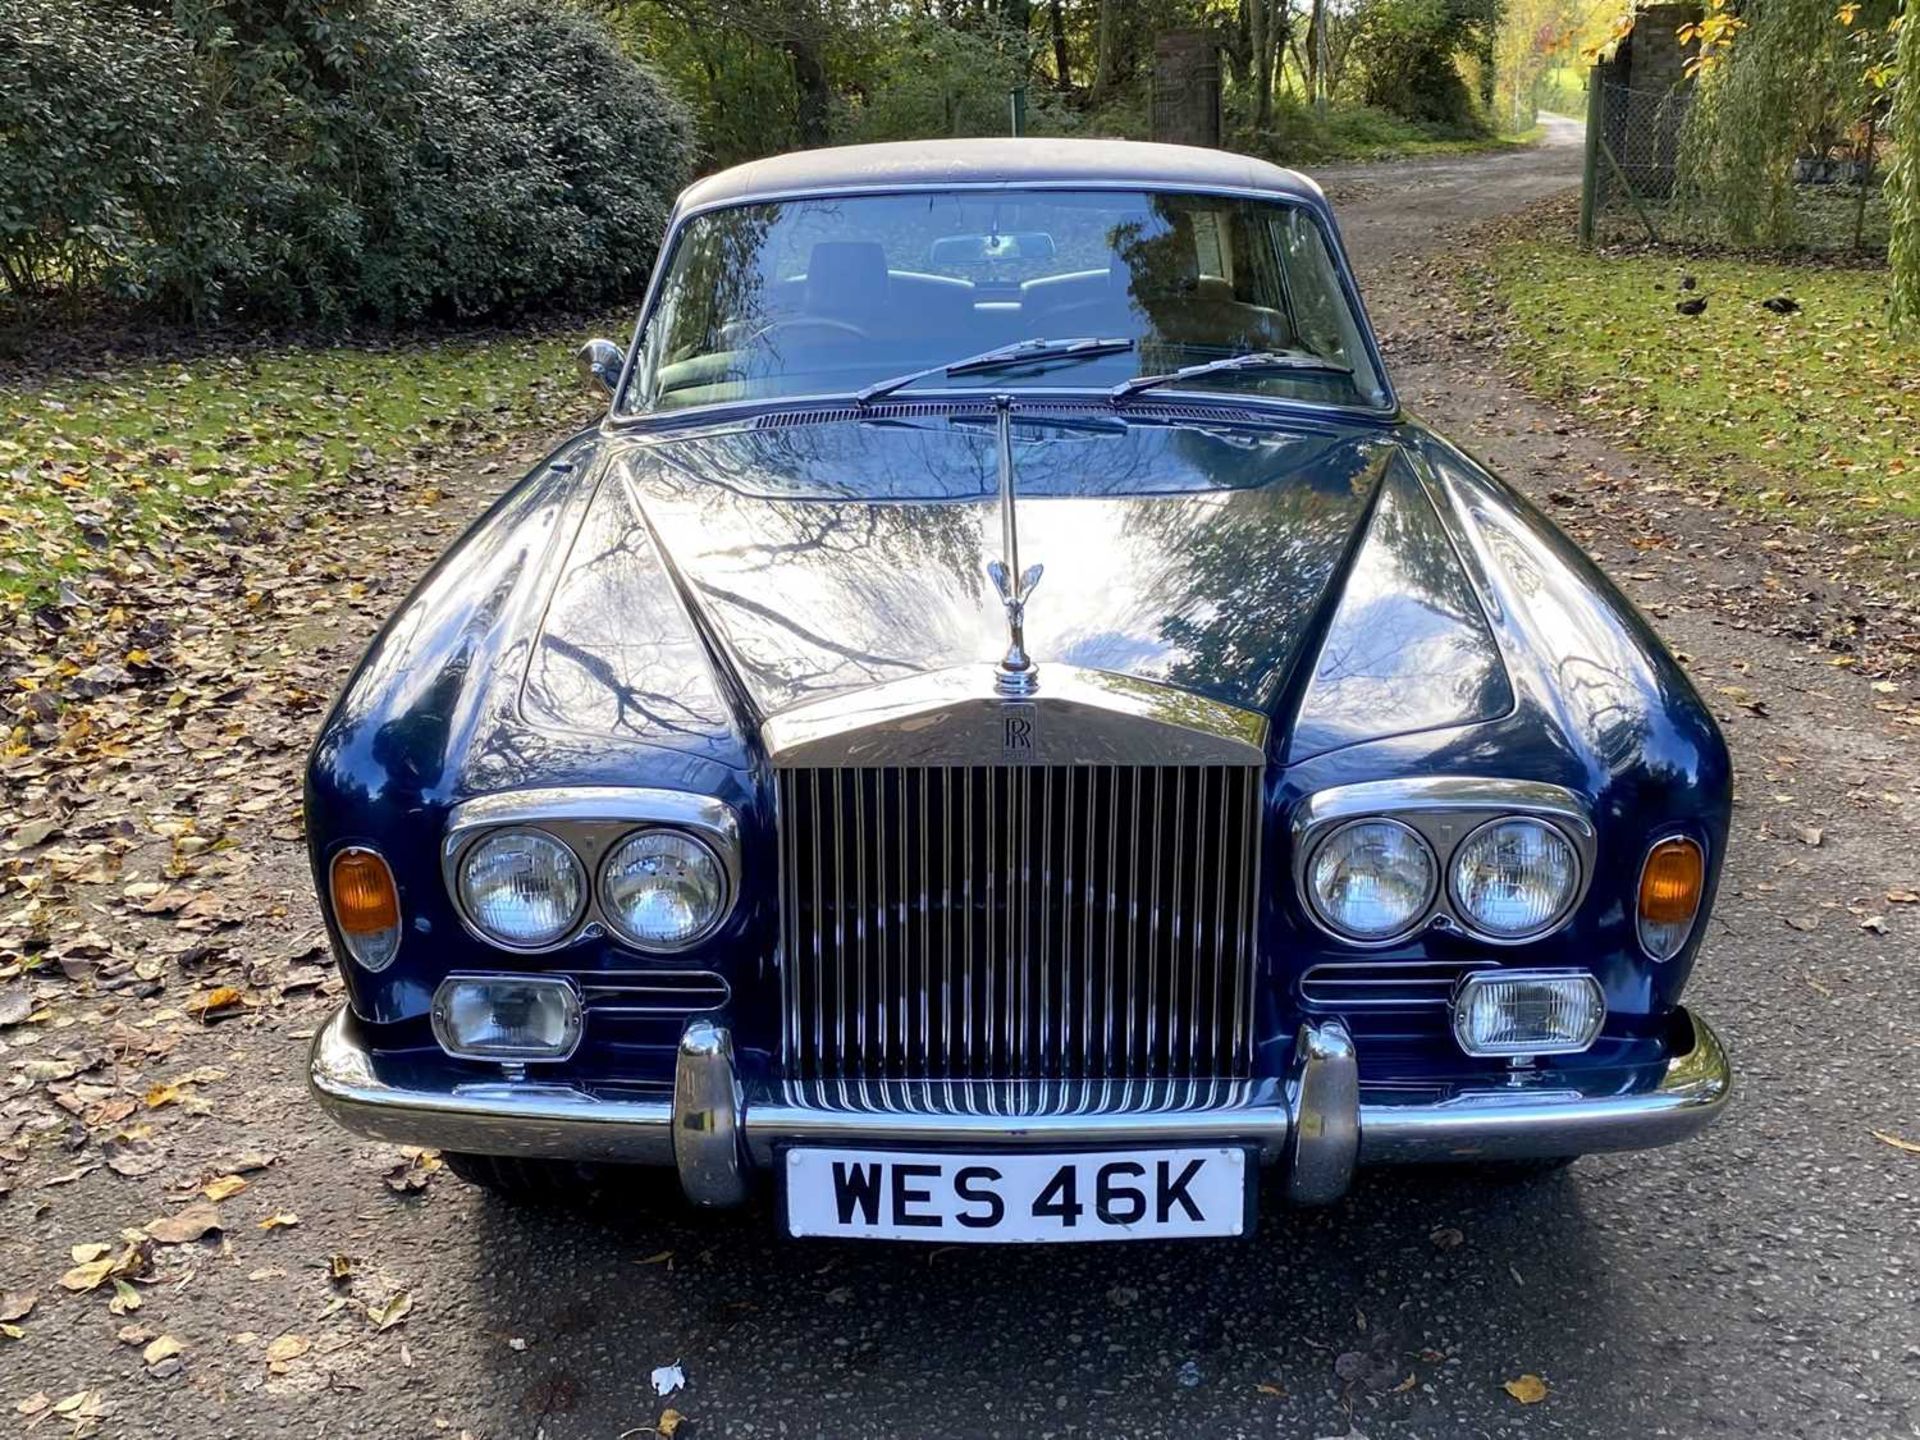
431,975 -> 582,1062
1451,970 -> 1604,1058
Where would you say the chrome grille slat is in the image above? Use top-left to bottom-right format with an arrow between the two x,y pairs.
780,763 -> 1261,1083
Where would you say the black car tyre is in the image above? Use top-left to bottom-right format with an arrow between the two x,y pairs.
1470,1156 -> 1577,1181
442,1151 -> 632,1202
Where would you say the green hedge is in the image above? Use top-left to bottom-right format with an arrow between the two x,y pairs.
0,0 -> 693,325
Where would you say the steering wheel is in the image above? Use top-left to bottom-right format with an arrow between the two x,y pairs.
746,316 -> 869,346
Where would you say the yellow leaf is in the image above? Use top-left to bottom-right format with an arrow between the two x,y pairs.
51,1390 -> 103,1419
60,1258 -> 114,1292
258,1211 -> 299,1230
144,1082 -> 184,1109
265,1334 -> 310,1367
1505,1374 -> 1549,1404
143,1335 -> 184,1365
70,1243 -> 112,1265
202,1175 -> 249,1202
370,1290 -> 412,1331
186,986 -> 245,1018
658,1409 -> 684,1438
109,1279 -> 143,1316
1871,1130 -> 1920,1154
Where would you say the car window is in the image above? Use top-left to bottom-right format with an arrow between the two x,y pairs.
622,188 -> 1388,415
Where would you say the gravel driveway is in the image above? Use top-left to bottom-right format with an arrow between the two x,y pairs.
3,123 -> 1916,1440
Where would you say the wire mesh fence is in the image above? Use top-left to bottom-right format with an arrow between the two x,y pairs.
1579,68 -> 1888,252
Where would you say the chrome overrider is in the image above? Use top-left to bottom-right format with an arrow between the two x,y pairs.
308,1006 -> 1731,1208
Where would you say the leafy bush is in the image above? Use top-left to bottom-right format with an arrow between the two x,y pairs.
0,0 -> 692,326
368,3 -> 696,321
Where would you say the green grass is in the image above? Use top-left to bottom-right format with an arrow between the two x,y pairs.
0,325 -> 608,600
1256,101 -> 1540,165
1484,243 -> 1920,542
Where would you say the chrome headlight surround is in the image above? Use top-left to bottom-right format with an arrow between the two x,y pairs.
598,827 -> 732,954
1303,817 -> 1440,944
442,788 -> 741,955
1448,815 -> 1583,941
455,828 -> 589,951
1292,778 -> 1596,948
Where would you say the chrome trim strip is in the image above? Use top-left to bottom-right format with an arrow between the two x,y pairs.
763,663 -> 1268,768
1291,777 -> 1596,950
674,1021 -> 748,1207
741,1078 -> 1293,1167
310,1009 -> 1730,1197
1285,1019 -> 1359,1204
440,787 -> 741,956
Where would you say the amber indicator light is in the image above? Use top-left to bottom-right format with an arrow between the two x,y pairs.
331,848 -> 399,936
1638,838 -> 1704,924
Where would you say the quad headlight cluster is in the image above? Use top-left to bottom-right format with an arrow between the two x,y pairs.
1304,812 -> 1583,946
454,825 -> 731,953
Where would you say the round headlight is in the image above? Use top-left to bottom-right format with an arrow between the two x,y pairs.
1308,819 -> 1437,941
600,829 -> 728,950
457,829 -> 586,948
1450,817 -> 1579,938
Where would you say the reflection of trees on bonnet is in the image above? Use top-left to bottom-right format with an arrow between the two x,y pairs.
639,436 -> 992,707
1134,441 -> 1381,708
1287,456 -> 1515,758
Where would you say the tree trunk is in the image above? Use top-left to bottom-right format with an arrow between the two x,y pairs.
785,33 -> 832,147
1091,0 -> 1117,104
1305,0 -> 1325,106
1049,0 -> 1071,91
1251,0 -> 1270,128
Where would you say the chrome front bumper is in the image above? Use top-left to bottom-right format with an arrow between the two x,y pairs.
308,1008 -> 1730,1208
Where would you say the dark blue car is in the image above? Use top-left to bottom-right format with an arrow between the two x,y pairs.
306,139 -> 1731,1242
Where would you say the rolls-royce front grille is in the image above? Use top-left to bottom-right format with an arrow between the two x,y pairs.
777,764 -> 1262,1083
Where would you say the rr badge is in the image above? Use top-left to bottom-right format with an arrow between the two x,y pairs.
1001,705 -> 1035,759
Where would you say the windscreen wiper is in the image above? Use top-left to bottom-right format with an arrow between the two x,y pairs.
856,336 -> 1134,406
1111,349 -> 1351,402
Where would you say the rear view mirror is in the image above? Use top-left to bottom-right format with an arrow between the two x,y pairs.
928,232 -> 1058,265
577,338 -> 626,398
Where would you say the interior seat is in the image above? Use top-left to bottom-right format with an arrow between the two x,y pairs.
803,241 -> 891,329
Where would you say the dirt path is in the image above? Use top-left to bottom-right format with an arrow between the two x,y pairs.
2,135 -> 1916,1440
1312,111 -> 1592,263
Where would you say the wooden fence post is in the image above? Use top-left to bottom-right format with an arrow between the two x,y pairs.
1579,65 -> 1604,248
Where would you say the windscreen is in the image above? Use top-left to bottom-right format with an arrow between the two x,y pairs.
620,188 -> 1389,414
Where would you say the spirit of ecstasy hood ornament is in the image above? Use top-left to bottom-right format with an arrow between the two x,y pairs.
988,395 -> 1042,697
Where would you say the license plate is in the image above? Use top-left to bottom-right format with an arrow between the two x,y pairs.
784,1147 -> 1248,1243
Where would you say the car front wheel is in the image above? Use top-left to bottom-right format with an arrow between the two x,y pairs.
442,1151 -> 631,1202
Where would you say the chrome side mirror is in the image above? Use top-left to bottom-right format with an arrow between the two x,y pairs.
577,338 -> 626,398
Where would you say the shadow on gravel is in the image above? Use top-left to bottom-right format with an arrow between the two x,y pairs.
443,1162 -> 1621,1433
